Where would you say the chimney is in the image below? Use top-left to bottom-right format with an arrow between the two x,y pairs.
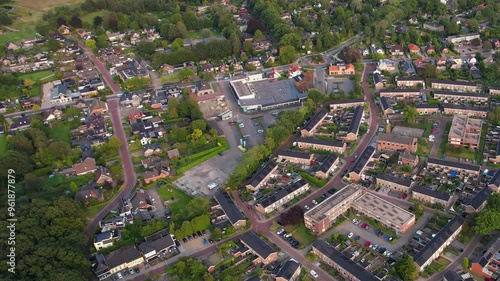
386,121 -> 391,134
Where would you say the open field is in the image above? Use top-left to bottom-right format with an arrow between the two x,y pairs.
81,10 -> 105,26
156,183 -> 193,215
0,137 -> 7,156
14,0 -> 83,11
17,69 -> 54,82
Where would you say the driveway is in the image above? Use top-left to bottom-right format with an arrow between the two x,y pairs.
430,116 -> 450,158
147,187 -> 167,219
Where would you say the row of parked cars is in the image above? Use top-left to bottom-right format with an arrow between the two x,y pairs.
276,229 -> 300,249
181,229 -> 208,243
304,188 -> 337,210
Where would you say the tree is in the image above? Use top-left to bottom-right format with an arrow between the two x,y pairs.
473,194 -> 500,234
422,64 -> 438,78
210,228 -> 222,241
279,45 -> 296,64
11,134 -> 35,155
394,255 -> 419,281
341,46 -> 362,63
93,16 -> 103,28
96,35 -> 109,49
279,205 -> 304,226
462,257 -> 469,269
64,106 -> 80,117
403,106 -> 418,124
167,97 -> 179,119
307,89 -> 327,106
108,136 -> 122,151
177,68 -> 195,81
176,21 -> 188,38
85,39 -> 96,49
0,150 -> 32,177
471,38 -> 482,46
483,41 -> 493,51
46,38 -> 61,52
0,13 -> 12,25
254,29 -> 263,42
191,119 -> 207,132
0,113 -> 4,125
70,15 -> 83,28
47,141 -> 71,160
280,33 -> 302,49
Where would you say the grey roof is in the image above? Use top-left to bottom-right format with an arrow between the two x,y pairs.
412,185 -> 451,201
496,142 -> 500,157
105,245 -> 142,269
328,98 -> 364,105
296,137 -> 344,148
248,161 -> 277,188
379,97 -> 392,112
278,150 -> 312,160
430,79 -> 477,87
427,158 -> 480,173
275,259 -> 301,280
433,91 -> 488,98
376,173 -> 413,187
303,110 -> 327,131
214,189 -> 246,225
317,154 -> 339,174
397,77 -> 425,82
380,89 -> 421,94
138,234 -> 175,254
465,187 -> 493,210
473,237 -> 500,268
312,240 -> 378,281
373,73 -> 382,84
95,231 -> 113,243
415,104 -> 440,109
256,179 -> 308,208
347,106 -> 363,134
489,169 -> 500,187
51,84 -> 69,99
413,216 -> 465,267
443,104 -> 488,112
443,270 -> 462,281
240,231 -> 276,260
378,133 -> 415,146
351,146 -> 375,174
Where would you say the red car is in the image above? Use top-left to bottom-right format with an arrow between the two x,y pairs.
402,193 -> 408,199
361,223 -> 367,228
365,241 -> 371,247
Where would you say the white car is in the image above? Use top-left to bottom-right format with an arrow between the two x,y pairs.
277,229 -> 284,235
310,270 -> 318,278
239,123 -> 245,128
312,200 -> 318,205
257,129 -> 264,133
348,232 -> 354,239
304,205 -> 310,210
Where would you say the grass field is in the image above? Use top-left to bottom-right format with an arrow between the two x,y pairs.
156,183 -> 192,215
81,10 -> 105,26
284,223 -> 317,249
17,70 -> 54,82
49,125 -> 71,143
14,0 -> 83,11
0,137 -> 7,156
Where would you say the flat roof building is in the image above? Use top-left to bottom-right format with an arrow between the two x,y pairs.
304,184 -> 363,235
448,115 -> 483,149
353,193 -> 416,234
413,216 -> 465,271
255,179 -> 310,214
312,240 -> 379,281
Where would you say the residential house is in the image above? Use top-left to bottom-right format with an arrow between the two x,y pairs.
376,173 -> 414,192
5,41 -> 20,51
0,103 -> 5,113
315,154 -> 340,179
95,166 -> 113,185
58,24 -> 70,35
448,115 -> 483,149
390,45 -> 404,56
379,96 -> 394,116
50,84 -> 72,104
93,230 -> 120,250
402,61 -> 417,76
430,79 -> 478,92
411,185 -> 453,207
89,99 -> 108,116
328,64 -> 355,76
295,137 -> 346,154
344,106 -> 364,141
73,157 -> 97,176
239,231 -> 278,265
373,72 -> 384,89
107,32 -> 125,42
275,259 -> 301,281
312,240 -> 379,281
195,81 -> 214,96
443,104 -> 487,118
426,44 -> 436,55
413,216 -> 465,271
426,158 -> 480,178
348,146 -> 376,182
277,151 -> 313,165
415,104 -> 440,115
377,59 -> 397,72
408,43 -> 420,54
246,161 -> 278,191
304,184 -> 363,235
255,179 -> 310,214
105,245 -> 145,274
463,186 -> 493,213
488,169 -> 500,192
20,99 -> 35,109
470,237 -> 500,278
75,189 -> 103,204
138,229 -> 176,262
399,149 -> 419,166
489,86 -> 500,96
379,89 -> 421,100
288,64 -> 302,78
213,189 -> 247,229
377,133 -> 418,153
300,110 -> 327,137
167,148 -> 180,159
143,159 -> 170,184
446,34 -> 480,44
9,116 -> 31,131
328,99 -> 365,111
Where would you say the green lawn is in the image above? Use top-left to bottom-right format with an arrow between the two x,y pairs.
416,138 -> 432,157
17,70 -> 55,83
156,183 -> 192,215
49,125 -> 71,143
285,223 -> 317,248
81,10 -> 106,26
0,137 -> 7,156
0,23 -> 37,45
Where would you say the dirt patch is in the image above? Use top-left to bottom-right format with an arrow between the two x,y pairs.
198,97 -> 230,120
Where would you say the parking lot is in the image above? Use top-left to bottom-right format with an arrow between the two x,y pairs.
178,229 -> 212,253
325,77 -> 355,95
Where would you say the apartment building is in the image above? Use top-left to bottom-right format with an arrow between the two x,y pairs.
328,99 -> 365,110
304,184 -> 363,235
246,161 -> 278,191
448,115 -> 483,149
413,216 -> 465,271
349,146 -> 376,182
446,34 -> 480,44
379,89 -> 421,100
328,63 -> 355,76
300,110 -> 328,137
430,79 -> 478,92
312,240 -> 379,281
353,193 -> 416,233
411,185 -> 453,207
490,86 -> 500,96
376,133 -> 418,153
376,173 -> 414,192
295,137 -> 347,154
433,91 -> 489,104
344,106 -> 364,141
240,231 -> 278,265
443,104 -> 488,118
427,158 -> 481,178
396,77 -> 425,88
213,189 -> 247,229
315,154 -> 340,179
471,237 -> 500,278
255,179 -> 309,214
415,104 -> 440,115
277,150 -> 314,165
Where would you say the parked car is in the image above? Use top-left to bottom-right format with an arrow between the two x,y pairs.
312,200 -> 318,205
284,233 -> 292,238
197,231 -> 202,237
202,230 -> 207,235
257,129 -> 264,133
277,229 -> 284,235
365,241 -> 371,247
310,270 -> 318,278
193,233 -> 198,238
348,232 -> 354,239
182,237 -> 188,243
203,238 -> 208,246
187,235 -> 193,241
304,205 -> 310,210
354,235 -> 361,241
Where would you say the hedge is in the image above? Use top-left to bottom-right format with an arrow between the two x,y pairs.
300,172 -> 326,187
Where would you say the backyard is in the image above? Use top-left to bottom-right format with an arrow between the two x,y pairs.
17,69 -> 55,83
284,223 -> 317,249
156,183 -> 193,216
49,124 -> 71,143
